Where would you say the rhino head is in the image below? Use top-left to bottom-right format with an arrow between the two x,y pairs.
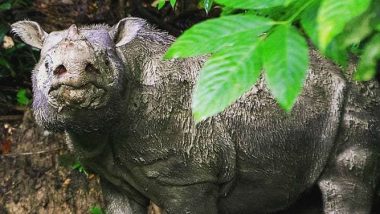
11,18 -> 145,132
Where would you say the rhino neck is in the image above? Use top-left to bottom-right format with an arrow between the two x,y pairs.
66,129 -> 111,159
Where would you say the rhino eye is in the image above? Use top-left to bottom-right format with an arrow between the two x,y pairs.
44,62 -> 49,70
104,59 -> 110,66
85,63 -> 100,74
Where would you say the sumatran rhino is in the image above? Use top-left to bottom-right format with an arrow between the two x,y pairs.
11,18 -> 380,214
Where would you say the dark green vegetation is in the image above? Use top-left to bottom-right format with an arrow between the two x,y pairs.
164,0 -> 380,122
0,0 -> 37,111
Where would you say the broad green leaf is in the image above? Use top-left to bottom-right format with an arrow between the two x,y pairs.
300,1 -> 319,44
341,12 -> 373,48
170,0 -> 176,8
284,0 -> 296,6
325,39 -> 348,67
157,0 -> 166,9
220,7 -> 235,16
283,0 -> 316,21
0,2 -> 11,11
250,6 -> 288,21
301,1 -> 347,66
250,0 -> 310,22
192,41 -> 262,122
262,25 -> 309,111
376,23 -> 380,32
342,2 -> 380,48
370,3 -> 380,31
203,0 -> 213,13
17,88 -> 30,105
215,0 -> 284,10
355,34 -> 380,81
317,0 -> 371,51
165,15 -> 274,58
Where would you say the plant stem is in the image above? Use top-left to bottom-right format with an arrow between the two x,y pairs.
274,0 -> 317,25
287,0 -> 316,23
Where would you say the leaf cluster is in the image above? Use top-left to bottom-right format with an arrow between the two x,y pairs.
0,0 -> 35,106
164,0 -> 380,123
72,161 -> 88,175
156,0 -> 214,12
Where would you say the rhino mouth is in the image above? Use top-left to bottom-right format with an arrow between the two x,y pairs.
48,83 -> 107,110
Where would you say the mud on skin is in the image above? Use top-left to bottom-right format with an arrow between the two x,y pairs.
11,18 -> 380,213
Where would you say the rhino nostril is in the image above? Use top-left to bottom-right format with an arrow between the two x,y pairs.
54,65 -> 67,75
85,63 -> 100,74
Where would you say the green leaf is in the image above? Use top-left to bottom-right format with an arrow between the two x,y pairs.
262,25 -> 309,111
376,23 -> 380,32
0,2 -> 12,11
301,1 -> 347,66
220,7 -> 235,16
317,0 -> 371,51
355,34 -> 380,81
192,40 -> 262,123
165,15 -> 274,58
16,88 -> 30,106
203,0 -> 213,13
325,39 -> 348,67
72,161 -> 88,175
89,206 -> 104,214
369,2 -> 380,31
0,24 -> 9,42
249,6 -> 288,21
157,0 -> 166,9
215,0 -> 284,10
170,0 -> 176,8
0,57 -> 11,70
300,0 -> 319,44
284,0 -> 296,6
342,2 -> 380,48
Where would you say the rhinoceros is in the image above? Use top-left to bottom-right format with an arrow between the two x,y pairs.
11,17 -> 380,214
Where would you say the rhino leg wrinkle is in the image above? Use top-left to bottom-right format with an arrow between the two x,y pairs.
11,18 -> 380,214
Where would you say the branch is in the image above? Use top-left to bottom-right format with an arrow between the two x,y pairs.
0,115 -> 23,121
1,148 -> 63,157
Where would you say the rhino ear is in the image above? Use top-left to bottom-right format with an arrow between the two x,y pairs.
109,18 -> 146,47
11,20 -> 47,49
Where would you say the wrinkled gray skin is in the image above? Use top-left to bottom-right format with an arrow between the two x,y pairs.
12,18 -> 380,214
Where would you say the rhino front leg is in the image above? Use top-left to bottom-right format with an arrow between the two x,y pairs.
161,183 -> 219,214
318,135 -> 379,213
318,101 -> 380,214
100,177 -> 149,214
319,176 -> 375,214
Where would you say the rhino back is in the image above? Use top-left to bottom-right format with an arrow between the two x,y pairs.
116,31 -> 345,174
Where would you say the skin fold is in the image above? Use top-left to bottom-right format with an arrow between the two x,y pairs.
11,17 -> 380,214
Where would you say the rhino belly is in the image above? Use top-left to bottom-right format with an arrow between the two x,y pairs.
218,130 -> 331,213
219,148 -> 326,213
